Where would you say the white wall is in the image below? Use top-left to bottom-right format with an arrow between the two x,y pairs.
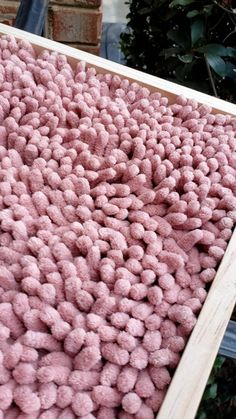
103,0 -> 129,23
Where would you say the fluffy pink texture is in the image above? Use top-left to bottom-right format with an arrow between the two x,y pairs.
0,383 -> 13,410
69,370 -> 99,391
116,331 -> 137,352
72,392 -> 93,416
0,35 -> 235,417
39,382 -> 57,409
147,286 -> 163,305
143,330 -> 162,352
122,392 -> 142,414
135,403 -> 155,419
146,389 -> 166,411
12,362 -> 36,384
13,385 -> 40,414
100,362 -> 120,386
92,386 -> 122,408
135,370 -> 155,398
149,366 -> 171,390
74,346 -> 101,371
102,343 -> 129,366
64,328 -> 86,354
37,365 -> 70,385
130,346 -> 148,370
97,407 -> 116,419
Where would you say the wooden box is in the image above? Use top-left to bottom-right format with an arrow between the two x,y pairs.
0,23 -> 235,419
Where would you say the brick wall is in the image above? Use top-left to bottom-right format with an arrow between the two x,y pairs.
0,1 -> 19,26
0,0 -> 102,55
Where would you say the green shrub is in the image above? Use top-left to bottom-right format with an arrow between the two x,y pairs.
197,356 -> 236,418
121,0 -> 236,102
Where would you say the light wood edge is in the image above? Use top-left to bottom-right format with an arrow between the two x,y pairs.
0,23 -> 236,115
0,23 -> 236,419
157,227 -> 236,419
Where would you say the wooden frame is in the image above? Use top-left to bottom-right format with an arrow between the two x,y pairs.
0,23 -> 236,419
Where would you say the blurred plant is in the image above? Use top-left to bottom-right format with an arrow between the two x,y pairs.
197,356 -> 236,418
121,0 -> 236,101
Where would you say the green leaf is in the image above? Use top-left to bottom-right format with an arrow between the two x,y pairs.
206,54 -> 227,77
213,357 -> 225,370
191,19 -> 204,45
167,29 -> 190,48
197,44 -> 228,56
138,7 -> 152,15
160,47 -> 182,58
209,383 -> 218,399
203,5 -> 214,16
207,375 -> 215,385
187,10 -> 199,18
178,54 -> 193,63
226,62 -> 236,81
175,61 -> 195,81
227,47 -> 236,58
170,0 -> 195,6
203,383 -> 218,401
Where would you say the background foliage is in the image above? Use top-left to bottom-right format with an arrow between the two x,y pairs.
121,0 -> 236,102
197,356 -> 236,418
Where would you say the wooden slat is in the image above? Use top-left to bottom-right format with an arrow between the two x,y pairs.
0,23 -> 235,419
0,23 -> 236,115
157,228 -> 236,419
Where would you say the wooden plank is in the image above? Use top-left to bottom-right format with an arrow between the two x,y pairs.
157,228 -> 236,419
0,23 -> 235,419
0,23 -> 236,115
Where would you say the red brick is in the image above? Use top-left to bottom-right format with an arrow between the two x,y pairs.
0,1 -> 19,27
49,5 -> 102,44
51,0 -> 102,7
0,1 -> 19,17
0,18 -> 15,26
66,42 -> 100,55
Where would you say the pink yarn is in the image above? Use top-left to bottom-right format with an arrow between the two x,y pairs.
0,34 -> 235,417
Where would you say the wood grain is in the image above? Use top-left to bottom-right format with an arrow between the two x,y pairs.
0,23 -> 235,419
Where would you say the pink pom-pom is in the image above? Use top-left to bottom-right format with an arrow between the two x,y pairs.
102,343 -> 129,366
13,385 -> 41,414
147,286 -> 163,305
13,362 -> 36,385
39,382 -> 57,409
92,386 -> 122,408
143,330 -> 162,352
122,392 -> 142,414
135,370 -> 155,398
0,383 -> 13,410
126,318 -> 145,337
100,362 -> 120,386
149,348 -> 171,368
72,392 -> 93,416
69,370 -> 99,391
135,403 -> 155,419
130,346 -> 148,370
117,366 -> 138,393
74,346 -> 101,371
